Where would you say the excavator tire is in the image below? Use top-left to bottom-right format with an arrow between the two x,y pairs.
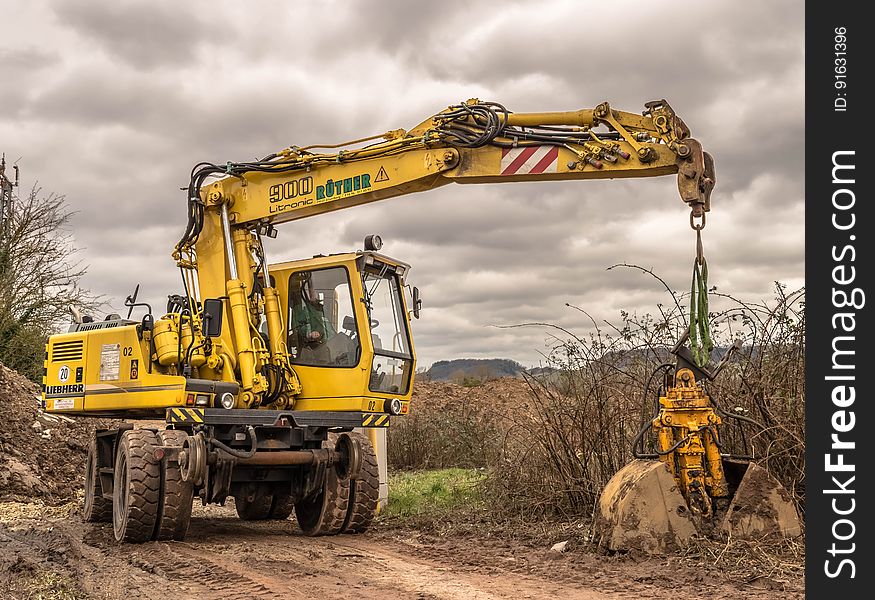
268,491 -> 296,520
295,468 -> 350,536
235,486 -> 275,521
83,437 -> 112,523
153,429 -> 194,541
112,429 -> 161,543
342,432 -> 379,534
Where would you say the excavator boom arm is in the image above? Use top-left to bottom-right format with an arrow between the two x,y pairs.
178,99 -> 714,250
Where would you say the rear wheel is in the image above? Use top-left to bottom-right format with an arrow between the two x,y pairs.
268,491 -> 296,520
342,433 -> 379,533
235,485 -> 274,520
83,437 -> 112,523
112,429 -> 161,543
154,430 -> 194,541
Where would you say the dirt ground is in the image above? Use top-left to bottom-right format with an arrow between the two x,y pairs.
0,499 -> 802,600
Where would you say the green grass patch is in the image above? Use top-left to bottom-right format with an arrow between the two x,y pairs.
384,468 -> 484,519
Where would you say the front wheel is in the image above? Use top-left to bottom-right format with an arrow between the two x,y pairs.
295,469 -> 349,536
235,485 -> 274,521
268,491 -> 295,520
342,433 -> 379,533
112,429 -> 161,543
154,429 -> 194,541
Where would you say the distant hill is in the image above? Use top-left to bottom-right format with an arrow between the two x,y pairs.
425,358 -> 526,382
525,366 -> 558,377
423,344 -> 741,383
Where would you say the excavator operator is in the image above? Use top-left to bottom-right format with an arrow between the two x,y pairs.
289,273 -> 331,351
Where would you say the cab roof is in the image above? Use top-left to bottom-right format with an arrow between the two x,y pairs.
269,250 -> 412,275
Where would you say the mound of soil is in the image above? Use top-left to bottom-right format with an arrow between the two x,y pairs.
412,377 -> 534,414
0,363 -> 118,504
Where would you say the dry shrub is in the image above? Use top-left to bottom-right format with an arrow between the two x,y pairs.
680,534 -> 805,590
483,330 -> 652,518
484,280 -> 806,521
708,284 -> 806,510
387,382 -> 504,470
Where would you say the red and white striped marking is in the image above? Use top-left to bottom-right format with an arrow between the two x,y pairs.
500,146 -> 559,176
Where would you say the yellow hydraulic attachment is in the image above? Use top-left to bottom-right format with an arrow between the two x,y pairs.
654,368 -> 729,518
594,335 -> 802,553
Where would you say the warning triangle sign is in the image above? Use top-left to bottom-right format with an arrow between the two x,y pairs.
375,166 -> 390,182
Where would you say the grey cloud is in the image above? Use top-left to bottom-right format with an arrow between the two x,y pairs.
337,0 -> 804,198
341,1 -> 800,94
0,47 -> 60,89
0,47 -> 57,71
49,0 -> 212,70
0,47 -> 60,114
27,70 -> 187,128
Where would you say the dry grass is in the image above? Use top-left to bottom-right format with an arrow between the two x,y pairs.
678,535 -> 805,590
387,383 -> 504,470
5,570 -> 88,600
387,278 -> 805,592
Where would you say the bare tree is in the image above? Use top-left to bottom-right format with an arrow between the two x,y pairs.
0,185 -> 99,381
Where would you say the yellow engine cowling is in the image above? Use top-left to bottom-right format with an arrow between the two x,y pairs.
43,322 -> 188,415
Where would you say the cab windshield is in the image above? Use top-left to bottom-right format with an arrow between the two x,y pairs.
361,261 -> 413,394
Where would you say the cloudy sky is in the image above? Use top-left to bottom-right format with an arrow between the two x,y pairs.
2,0 -> 804,369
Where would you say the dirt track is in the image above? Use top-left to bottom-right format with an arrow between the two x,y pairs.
1,500 -> 801,600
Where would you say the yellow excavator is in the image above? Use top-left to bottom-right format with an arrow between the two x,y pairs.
41,98 -> 798,548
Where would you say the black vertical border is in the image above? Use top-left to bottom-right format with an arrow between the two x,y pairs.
806,2 -> 873,597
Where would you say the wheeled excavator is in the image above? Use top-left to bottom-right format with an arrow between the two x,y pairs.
41,98 -> 799,549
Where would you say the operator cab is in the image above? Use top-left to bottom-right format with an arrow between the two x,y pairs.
269,244 -> 418,413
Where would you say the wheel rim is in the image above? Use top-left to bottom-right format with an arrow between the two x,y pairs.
296,491 -> 324,532
113,451 -> 128,539
334,433 -> 362,480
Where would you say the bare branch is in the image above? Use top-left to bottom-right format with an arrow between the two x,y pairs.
0,184 -> 100,380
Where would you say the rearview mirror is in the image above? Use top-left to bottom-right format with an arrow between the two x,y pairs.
202,299 -> 224,338
412,286 -> 422,319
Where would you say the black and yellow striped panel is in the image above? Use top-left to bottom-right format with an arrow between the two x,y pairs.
361,413 -> 390,427
41,352 -> 48,409
166,408 -> 206,424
